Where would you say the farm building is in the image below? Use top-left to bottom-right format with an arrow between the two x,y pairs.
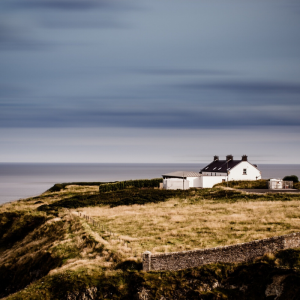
268,179 -> 293,190
162,171 -> 201,190
162,155 -> 261,189
199,155 -> 261,188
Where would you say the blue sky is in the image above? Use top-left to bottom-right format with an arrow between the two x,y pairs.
1,0 -> 300,163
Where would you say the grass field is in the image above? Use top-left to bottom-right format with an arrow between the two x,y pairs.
78,192 -> 300,255
1,183 -> 300,299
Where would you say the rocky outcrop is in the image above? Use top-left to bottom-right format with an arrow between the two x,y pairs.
66,287 -> 98,300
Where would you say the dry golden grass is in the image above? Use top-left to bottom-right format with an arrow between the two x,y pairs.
76,197 -> 300,256
2,184 -> 300,266
0,185 -> 99,214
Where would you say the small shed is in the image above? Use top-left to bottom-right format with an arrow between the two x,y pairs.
162,171 -> 201,190
268,179 -> 293,190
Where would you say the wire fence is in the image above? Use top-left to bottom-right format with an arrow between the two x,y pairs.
77,211 -> 140,257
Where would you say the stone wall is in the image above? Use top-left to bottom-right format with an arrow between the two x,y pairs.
142,232 -> 300,271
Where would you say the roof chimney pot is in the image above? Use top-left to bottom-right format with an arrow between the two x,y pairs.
214,155 -> 219,161
242,155 -> 248,161
226,155 -> 233,161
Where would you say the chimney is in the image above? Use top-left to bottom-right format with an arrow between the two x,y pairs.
242,155 -> 248,161
226,154 -> 233,161
214,155 -> 219,161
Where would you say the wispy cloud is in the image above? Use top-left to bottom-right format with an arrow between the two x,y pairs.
8,0 -> 135,11
179,80 -> 300,94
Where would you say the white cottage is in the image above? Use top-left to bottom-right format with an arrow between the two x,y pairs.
199,155 -> 261,188
162,155 -> 261,190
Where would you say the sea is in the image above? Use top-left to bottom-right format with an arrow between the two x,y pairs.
1,163 -> 300,205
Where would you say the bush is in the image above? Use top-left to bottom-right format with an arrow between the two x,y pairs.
47,182 -> 112,192
213,180 -> 268,189
99,178 -> 163,193
283,175 -> 299,183
294,182 -> 300,190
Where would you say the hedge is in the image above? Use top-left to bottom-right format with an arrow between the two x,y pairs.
47,182 -> 112,193
99,178 -> 163,193
283,175 -> 299,183
214,179 -> 268,189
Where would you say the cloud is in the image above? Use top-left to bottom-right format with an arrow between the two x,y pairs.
179,80 -> 300,95
9,0 -> 135,11
0,84 -> 31,97
0,22 -> 49,51
1,100 -> 299,129
0,0 -> 139,49
135,68 -> 231,76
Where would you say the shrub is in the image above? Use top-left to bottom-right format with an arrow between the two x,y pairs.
283,175 -> 299,183
47,182 -> 112,193
294,182 -> 300,190
99,178 -> 163,193
213,180 -> 268,189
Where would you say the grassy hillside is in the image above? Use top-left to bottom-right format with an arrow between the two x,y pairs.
1,183 -> 300,299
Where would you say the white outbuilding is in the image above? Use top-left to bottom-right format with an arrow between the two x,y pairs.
162,171 -> 201,190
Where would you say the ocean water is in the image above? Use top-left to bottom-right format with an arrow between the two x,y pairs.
0,163 -> 300,205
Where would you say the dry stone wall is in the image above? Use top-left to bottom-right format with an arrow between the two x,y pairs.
142,232 -> 300,272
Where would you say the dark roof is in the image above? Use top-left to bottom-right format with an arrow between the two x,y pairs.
200,160 -> 242,174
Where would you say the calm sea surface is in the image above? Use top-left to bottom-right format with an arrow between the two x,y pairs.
1,163 -> 300,204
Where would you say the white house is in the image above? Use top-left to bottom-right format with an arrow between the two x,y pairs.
162,155 -> 261,190
199,155 -> 261,188
162,171 -> 201,190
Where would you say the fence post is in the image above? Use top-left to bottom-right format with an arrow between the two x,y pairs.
142,251 -> 152,272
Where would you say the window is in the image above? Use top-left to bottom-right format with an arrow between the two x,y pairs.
222,179 -> 226,182
243,169 -> 247,175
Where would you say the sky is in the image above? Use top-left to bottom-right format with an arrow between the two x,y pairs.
1,0 -> 300,164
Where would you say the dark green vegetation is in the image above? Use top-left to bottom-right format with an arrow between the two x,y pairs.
295,182 -> 300,189
1,180 -> 300,299
214,179 -> 268,189
99,178 -> 163,193
0,212 -> 46,250
5,250 -> 300,300
47,182 -> 112,193
38,189 -> 190,213
283,175 -> 299,183
38,186 -> 300,214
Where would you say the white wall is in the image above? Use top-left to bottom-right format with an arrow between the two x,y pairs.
228,162 -> 261,181
202,172 -> 227,176
187,177 -> 202,188
200,162 -> 261,188
163,179 -> 189,190
201,175 -> 227,188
